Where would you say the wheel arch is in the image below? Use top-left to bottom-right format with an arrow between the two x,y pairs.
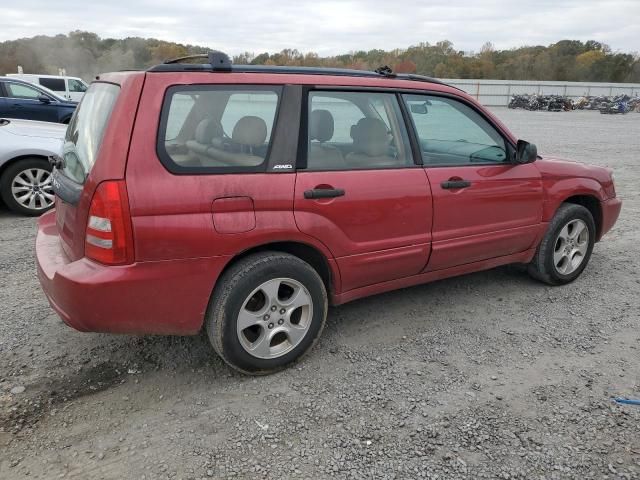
0,154 -> 51,179
562,195 -> 602,240
218,241 -> 339,298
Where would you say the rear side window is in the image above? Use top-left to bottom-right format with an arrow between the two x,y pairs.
40,78 -> 66,92
158,85 -> 281,173
61,83 -> 119,184
305,91 -> 413,171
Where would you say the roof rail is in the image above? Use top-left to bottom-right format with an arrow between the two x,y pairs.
147,51 -> 448,87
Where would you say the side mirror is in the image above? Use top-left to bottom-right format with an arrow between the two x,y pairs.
515,140 -> 537,164
38,95 -> 51,104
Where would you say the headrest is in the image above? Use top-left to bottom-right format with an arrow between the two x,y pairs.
194,118 -> 222,144
350,117 -> 390,157
310,109 -> 334,142
232,116 -> 268,147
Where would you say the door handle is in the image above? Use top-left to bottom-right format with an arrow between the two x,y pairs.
304,188 -> 345,199
441,180 -> 471,189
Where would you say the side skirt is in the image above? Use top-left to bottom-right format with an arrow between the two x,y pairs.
330,247 -> 537,306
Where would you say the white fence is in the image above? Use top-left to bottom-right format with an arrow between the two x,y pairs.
440,79 -> 640,106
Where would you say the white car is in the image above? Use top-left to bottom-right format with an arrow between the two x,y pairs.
0,118 -> 66,215
6,74 -> 89,102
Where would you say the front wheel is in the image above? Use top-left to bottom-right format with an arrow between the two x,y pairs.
206,252 -> 328,374
528,203 -> 595,285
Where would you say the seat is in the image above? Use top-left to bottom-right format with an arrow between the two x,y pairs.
206,116 -> 267,167
345,117 -> 396,169
185,118 -> 224,158
307,109 -> 345,170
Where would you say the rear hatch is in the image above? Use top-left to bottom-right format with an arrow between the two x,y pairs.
52,74 -> 143,261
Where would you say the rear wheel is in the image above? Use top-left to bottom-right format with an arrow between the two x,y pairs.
0,158 -> 54,216
206,252 -> 328,374
528,203 -> 595,285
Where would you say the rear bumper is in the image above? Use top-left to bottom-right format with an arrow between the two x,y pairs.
599,197 -> 622,240
36,211 -> 228,335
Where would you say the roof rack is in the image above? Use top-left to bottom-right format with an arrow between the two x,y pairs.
148,50 -> 447,86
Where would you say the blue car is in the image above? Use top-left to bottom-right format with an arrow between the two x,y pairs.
0,77 -> 77,124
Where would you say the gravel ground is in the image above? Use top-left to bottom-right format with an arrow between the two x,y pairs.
1,109 -> 639,479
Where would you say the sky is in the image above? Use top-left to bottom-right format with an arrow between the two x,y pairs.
2,0 -> 639,55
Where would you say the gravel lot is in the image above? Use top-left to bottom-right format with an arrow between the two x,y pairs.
1,109 -> 639,479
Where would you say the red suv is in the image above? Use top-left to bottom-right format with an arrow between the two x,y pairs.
36,52 -> 621,374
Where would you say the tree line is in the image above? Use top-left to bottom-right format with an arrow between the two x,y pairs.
1,32 -> 638,83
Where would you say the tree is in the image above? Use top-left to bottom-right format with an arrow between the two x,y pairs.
0,33 -> 637,83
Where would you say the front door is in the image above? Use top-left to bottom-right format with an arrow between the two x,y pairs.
402,93 -> 543,271
4,81 -> 56,122
67,79 -> 88,102
294,90 -> 433,292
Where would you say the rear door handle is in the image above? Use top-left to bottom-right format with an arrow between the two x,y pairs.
304,188 -> 345,199
441,180 -> 471,189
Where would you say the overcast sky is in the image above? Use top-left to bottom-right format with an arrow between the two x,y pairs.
2,0 -> 639,55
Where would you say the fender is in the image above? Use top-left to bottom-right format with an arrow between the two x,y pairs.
541,177 -> 607,222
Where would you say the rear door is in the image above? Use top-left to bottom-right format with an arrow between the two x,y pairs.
403,93 -> 543,271
0,84 -> 8,116
294,90 -> 432,292
67,78 -> 88,102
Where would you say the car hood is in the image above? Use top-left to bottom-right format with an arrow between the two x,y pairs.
535,156 -> 612,184
0,118 -> 67,140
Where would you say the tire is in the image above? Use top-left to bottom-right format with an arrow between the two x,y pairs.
206,252 -> 328,375
0,158 -> 54,216
528,203 -> 595,285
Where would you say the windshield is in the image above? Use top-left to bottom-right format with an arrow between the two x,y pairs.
61,83 -> 119,184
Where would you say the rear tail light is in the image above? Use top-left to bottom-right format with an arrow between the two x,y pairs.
85,180 -> 134,265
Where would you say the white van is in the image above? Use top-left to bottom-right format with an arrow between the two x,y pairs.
6,74 -> 89,102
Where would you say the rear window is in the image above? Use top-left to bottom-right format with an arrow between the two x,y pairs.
61,83 -> 119,184
158,85 -> 281,173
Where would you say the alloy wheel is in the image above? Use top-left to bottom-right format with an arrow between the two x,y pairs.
236,278 -> 313,359
553,219 -> 589,275
11,168 -> 54,212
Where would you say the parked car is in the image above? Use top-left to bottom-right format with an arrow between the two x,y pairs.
0,118 -> 65,215
36,53 -> 621,374
7,73 -> 89,102
0,77 -> 77,124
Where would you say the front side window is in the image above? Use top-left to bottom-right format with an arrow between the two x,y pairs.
40,78 -> 66,92
403,94 -> 508,165
68,79 -> 88,93
5,82 -> 45,100
306,91 -> 413,171
159,86 -> 281,171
